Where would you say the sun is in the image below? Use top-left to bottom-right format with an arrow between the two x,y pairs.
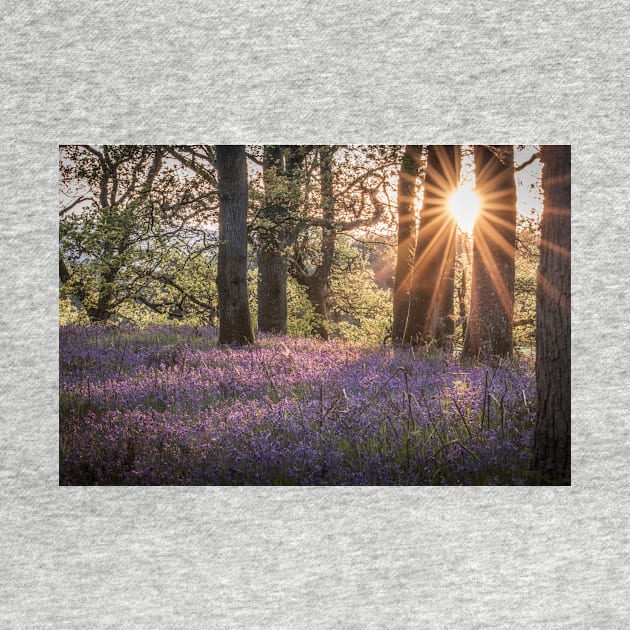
449,185 -> 480,233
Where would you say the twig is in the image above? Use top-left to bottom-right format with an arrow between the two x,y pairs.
451,397 -> 473,438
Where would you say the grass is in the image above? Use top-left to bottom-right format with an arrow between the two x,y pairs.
60,324 -> 536,485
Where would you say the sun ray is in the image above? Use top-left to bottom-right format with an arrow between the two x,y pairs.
472,226 -> 514,319
409,218 -> 458,327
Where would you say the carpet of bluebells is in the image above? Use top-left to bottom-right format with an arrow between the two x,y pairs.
60,325 -> 536,485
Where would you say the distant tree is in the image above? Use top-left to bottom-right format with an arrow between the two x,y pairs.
407,145 -> 461,345
327,235 -> 393,343
292,145 -> 336,339
513,213 -> 541,349
257,145 -> 306,334
464,145 -> 517,358
289,145 -> 394,339
60,145 -> 218,324
532,145 -> 571,484
257,145 -> 288,334
215,145 -> 255,344
60,145 -> 165,322
392,145 -> 424,343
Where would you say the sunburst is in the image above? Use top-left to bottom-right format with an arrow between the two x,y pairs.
449,185 -> 480,233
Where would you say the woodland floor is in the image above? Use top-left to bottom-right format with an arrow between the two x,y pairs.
60,325 -> 536,485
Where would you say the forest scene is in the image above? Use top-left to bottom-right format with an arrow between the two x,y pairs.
59,144 -> 570,485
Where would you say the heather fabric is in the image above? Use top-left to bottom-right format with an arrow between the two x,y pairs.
2,1 -> 629,627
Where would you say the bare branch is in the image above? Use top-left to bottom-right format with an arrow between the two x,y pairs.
245,152 -> 264,168
79,145 -> 104,160
59,196 -> 91,216
167,147 -> 217,185
515,152 -> 540,172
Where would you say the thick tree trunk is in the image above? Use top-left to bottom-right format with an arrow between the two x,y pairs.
91,277 -> 116,322
532,145 -> 571,484
84,262 -> 118,323
456,233 -> 471,344
407,145 -> 460,345
257,249 -> 287,334
392,145 -> 423,343
306,277 -> 331,339
216,145 -> 255,345
464,145 -> 517,358
257,146 -> 307,334
257,145 -> 288,334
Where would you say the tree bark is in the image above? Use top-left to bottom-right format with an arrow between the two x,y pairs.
532,145 -> 571,484
89,266 -> 118,322
216,145 -> 255,345
257,145 -> 288,334
257,249 -> 287,334
407,145 -> 460,345
257,146 -> 308,334
392,145 -> 423,343
464,145 -> 517,358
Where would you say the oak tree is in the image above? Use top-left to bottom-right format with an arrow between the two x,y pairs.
392,145 -> 424,343
532,145 -> 571,483
407,145 -> 461,345
464,145 -> 517,358
216,145 -> 255,344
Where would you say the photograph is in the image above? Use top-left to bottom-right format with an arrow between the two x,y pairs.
59,144 -> 570,485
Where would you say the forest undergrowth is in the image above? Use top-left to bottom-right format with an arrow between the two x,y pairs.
60,325 -> 536,485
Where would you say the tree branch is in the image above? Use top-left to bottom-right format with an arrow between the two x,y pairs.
59,196 -> 91,216
515,152 -> 540,172
167,147 -> 217,185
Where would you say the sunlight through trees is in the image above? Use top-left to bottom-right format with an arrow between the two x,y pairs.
59,144 -> 569,485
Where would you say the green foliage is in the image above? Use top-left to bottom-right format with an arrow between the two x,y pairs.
59,145 -> 218,325
286,278 -> 321,337
59,295 -> 90,326
328,237 -> 392,344
59,145 -> 539,350
514,214 -> 540,350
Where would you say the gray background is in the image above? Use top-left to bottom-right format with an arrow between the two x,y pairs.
1,1 -> 628,627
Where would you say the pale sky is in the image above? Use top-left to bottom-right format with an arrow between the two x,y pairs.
60,145 -> 544,224
459,145 -> 542,218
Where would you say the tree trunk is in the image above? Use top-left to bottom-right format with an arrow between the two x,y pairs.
464,145 -> 517,358
532,145 -> 571,484
59,254 -> 71,284
306,277 -> 331,339
456,233 -> 471,344
392,145 -> 423,343
292,146 -> 336,340
90,272 -> 116,322
257,249 -> 287,334
216,145 -> 255,345
430,146 -> 461,347
407,145 -> 460,345
257,145 -> 288,334
311,146 -> 336,339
